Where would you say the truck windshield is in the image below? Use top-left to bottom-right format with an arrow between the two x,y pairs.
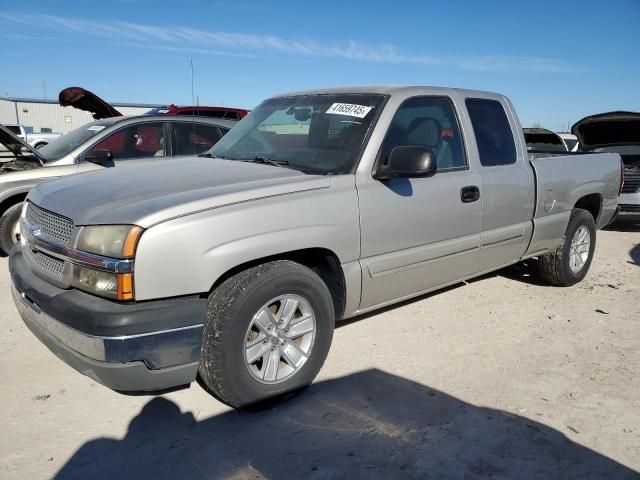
39,122 -> 111,162
208,94 -> 385,174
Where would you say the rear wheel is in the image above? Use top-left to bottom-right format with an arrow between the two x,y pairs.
198,260 -> 335,408
539,208 -> 596,286
0,203 -> 23,255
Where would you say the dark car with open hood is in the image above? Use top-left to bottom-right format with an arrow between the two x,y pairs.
572,111 -> 640,220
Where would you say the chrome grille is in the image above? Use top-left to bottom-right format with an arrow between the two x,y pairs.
622,171 -> 640,193
25,202 -> 74,244
31,251 -> 65,280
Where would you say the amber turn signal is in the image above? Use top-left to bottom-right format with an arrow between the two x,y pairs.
117,273 -> 134,301
122,226 -> 143,258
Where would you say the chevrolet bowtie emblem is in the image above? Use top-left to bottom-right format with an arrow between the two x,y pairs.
27,227 -> 41,252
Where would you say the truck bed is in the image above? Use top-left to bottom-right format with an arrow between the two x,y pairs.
525,152 -> 621,255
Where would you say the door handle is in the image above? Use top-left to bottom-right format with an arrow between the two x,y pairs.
461,186 -> 480,203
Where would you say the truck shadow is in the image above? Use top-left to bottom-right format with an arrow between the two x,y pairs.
604,218 -> 640,232
54,369 -> 636,480
338,260 -> 548,329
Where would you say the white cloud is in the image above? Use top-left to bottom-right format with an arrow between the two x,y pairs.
1,13 -> 580,73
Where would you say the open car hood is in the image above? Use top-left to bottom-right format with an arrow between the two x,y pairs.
0,124 -> 44,173
59,87 -> 123,120
571,111 -> 640,150
0,124 -> 45,160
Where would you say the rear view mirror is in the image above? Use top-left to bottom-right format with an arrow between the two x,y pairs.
84,150 -> 113,165
293,108 -> 312,122
374,146 -> 436,180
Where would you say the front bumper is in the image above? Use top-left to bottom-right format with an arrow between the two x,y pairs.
10,247 -> 207,392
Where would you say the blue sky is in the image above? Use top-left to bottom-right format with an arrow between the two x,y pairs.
1,0 -> 638,130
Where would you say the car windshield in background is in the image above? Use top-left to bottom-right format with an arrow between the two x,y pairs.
39,122 -> 111,162
208,94 -> 386,174
524,133 -> 567,153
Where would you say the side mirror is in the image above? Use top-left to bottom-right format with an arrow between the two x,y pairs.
84,150 -> 113,165
374,146 -> 436,180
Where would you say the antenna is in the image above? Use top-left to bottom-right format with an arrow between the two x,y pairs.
190,58 -> 195,106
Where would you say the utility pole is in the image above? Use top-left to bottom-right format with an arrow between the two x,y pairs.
42,80 -> 47,100
190,59 -> 195,106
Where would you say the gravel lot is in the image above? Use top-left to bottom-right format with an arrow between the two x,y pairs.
1,222 -> 638,479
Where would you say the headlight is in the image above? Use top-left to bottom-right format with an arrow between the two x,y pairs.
71,266 -> 134,301
73,224 -> 141,301
76,225 -> 142,258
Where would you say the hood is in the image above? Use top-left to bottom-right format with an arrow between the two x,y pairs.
28,157 -> 331,227
0,124 -> 44,159
0,124 -> 45,174
571,111 -> 640,150
59,87 -> 123,120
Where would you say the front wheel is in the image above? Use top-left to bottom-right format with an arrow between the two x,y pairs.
198,260 -> 335,408
0,203 -> 24,255
539,208 -> 596,286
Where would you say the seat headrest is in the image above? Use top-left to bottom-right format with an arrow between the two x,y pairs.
407,117 -> 442,149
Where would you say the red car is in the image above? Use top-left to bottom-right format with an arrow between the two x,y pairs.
145,105 -> 249,120
59,87 -> 249,121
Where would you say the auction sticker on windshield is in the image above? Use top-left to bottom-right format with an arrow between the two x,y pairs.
326,103 -> 373,118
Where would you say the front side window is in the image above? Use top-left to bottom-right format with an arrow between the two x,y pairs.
172,122 -> 224,156
378,96 -> 467,171
465,98 -> 517,166
86,122 -> 165,160
209,94 -> 385,175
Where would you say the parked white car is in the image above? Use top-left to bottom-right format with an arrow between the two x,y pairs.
558,133 -> 579,152
3,124 -> 62,149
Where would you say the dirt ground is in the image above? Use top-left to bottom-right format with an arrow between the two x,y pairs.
0,222 -> 638,480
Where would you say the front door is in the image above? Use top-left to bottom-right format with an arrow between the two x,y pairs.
78,121 -> 167,172
357,96 -> 483,310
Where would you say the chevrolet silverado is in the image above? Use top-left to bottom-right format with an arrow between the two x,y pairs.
10,86 -> 622,407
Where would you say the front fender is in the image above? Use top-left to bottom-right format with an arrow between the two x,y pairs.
133,177 -> 360,300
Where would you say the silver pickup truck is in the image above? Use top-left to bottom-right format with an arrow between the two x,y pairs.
9,86 -> 622,408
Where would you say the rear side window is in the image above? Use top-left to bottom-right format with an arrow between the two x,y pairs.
466,98 -> 517,166
172,122 -> 223,156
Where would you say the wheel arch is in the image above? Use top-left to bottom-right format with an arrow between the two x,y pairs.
206,248 -> 347,321
0,191 -> 29,217
574,193 -> 602,223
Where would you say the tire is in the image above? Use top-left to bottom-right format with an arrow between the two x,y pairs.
198,260 -> 335,408
0,203 -> 23,256
539,208 -> 596,286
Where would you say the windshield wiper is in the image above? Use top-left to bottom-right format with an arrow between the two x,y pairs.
241,156 -> 290,168
198,153 -> 231,160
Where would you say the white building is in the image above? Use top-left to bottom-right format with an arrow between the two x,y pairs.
0,97 -> 160,135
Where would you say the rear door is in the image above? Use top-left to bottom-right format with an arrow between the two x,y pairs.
170,122 -> 225,157
464,97 -> 534,269
357,95 -> 483,310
